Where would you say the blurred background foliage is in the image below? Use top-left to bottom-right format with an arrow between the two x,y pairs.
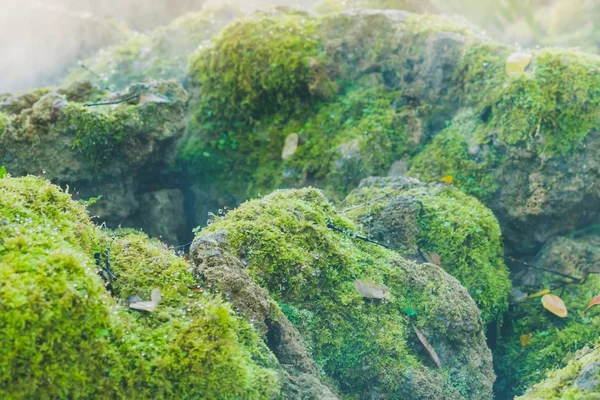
316,0 -> 600,52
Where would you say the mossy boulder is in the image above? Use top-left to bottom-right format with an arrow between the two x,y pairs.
342,176 -> 511,326
0,175 -> 281,398
181,8 -> 600,255
518,346 -> 600,400
494,232 -> 600,398
63,6 -> 241,91
0,80 -> 188,241
192,187 -> 495,399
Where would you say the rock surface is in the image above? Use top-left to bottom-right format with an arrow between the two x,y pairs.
191,187 -> 495,399
0,79 -> 188,237
343,176 -> 511,325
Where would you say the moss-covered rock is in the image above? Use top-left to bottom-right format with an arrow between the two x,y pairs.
192,187 -> 495,399
494,232 -> 600,398
0,175 -> 280,398
342,176 -> 511,326
517,346 -> 600,400
63,6 -> 241,91
0,80 -> 188,239
179,8 -> 600,255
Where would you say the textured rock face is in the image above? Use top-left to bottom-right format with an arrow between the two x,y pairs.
191,188 -> 495,399
0,79 -> 188,233
190,232 -> 341,399
495,232 -> 600,398
343,176 -> 511,326
130,188 -> 187,245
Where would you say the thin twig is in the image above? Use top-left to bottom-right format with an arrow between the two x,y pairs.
577,346 -> 600,361
341,193 -> 390,214
84,93 -> 140,107
505,256 -> 582,282
77,61 -> 113,92
327,222 -> 389,249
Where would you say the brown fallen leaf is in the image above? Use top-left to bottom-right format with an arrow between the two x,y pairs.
520,333 -> 532,347
527,289 -> 550,299
354,280 -> 391,300
413,324 -> 442,368
423,252 -> 442,267
541,294 -> 567,318
584,294 -> 600,315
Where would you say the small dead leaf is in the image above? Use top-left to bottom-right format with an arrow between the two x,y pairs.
506,52 -> 533,77
188,285 -> 203,293
423,252 -> 442,267
520,333 -> 532,347
541,294 -> 568,318
440,176 -> 453,184
354,280 -> 391,300
413,324 -> 442,368
281,133 -> 299,161
129,288 -> 161,312
527,289 -> 550,299
584,294 -> 600,315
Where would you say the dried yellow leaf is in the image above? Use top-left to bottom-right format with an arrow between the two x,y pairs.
520,333 -> 532,347
527,289 -> 550,299
506,52 -> 533,77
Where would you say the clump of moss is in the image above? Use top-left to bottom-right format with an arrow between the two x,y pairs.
0,175 -> 279,398
343,177 -> 511,325
409,109 -> 502,200
188,11 -> 325,123
495,234 -> 600,398
196,187 -> 495,399
517,345 -> 600,399
63,6 -> 241,90
491,50 -> 600,155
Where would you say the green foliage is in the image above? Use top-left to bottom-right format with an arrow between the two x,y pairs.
197,188 -> 492,399
0,176 -> 279,399
0,166 -> 6,179
495,275 -> 600,398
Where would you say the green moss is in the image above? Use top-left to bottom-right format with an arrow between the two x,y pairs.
409,110 -> 502,200
495,276 -> 600,398
518,346 -> 600,400
0,176 -> 279,398
182,81 -> 412,203
343,179 -> 511,325
188,12 -> 323,123
492,50 -> 600,154
197,187 -> 493,399
61,104 -> 130,168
